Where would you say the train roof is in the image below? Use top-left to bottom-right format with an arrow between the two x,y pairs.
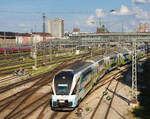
65,61 -> 93,73
88,55 -> 103,62
93,56 -> 103,62
121,52 -> 129,55
110,53 -> 118,57
105,53 -> 118,59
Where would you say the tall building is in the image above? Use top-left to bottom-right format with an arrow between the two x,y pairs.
48,18 -> 64,38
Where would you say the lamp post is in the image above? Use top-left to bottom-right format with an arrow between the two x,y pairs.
4,32 -> 6,55
42,13 -> 46,66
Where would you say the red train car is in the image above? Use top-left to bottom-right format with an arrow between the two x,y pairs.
0,48 -> 5,54
0,47 -> 31,54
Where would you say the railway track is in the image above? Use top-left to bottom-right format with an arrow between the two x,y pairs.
0,53 -> 30,62
0,52 -> 75,68
0,61 -> 69,119
0,51 -> 94,119
0,52 -> 90,76
27,66 -> 128,119
0,50 -> 123,119
0,52 -> 91,93
64,65 -> 129,119
4,93 -> 50,119
36,102 -> 49,119
90,71 -> 122,119
0,75 -> 17,83
24,54 -> 150,119
0,48 -> 105,70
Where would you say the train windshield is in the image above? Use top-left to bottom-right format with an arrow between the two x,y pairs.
57,84 -> 68,94
54,71 -> 74,95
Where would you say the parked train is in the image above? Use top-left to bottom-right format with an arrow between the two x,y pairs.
0,46 -> 31,54
50,46 -> 147,111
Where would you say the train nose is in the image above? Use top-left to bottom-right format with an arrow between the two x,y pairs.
53,99 -> 73,107
51,95 -> 77,109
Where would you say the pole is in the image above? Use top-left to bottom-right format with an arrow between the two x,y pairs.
104,37 -> 108,56
42,13 -> 46,66
122,23 -> 124,32
132,38 -> 137,102
31,29 -> 33,58
4,32 -> 6,55
49,39 -> 52,61
34,35 -> 37,69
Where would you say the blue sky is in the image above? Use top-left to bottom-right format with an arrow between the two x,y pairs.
0,0 -> 150,32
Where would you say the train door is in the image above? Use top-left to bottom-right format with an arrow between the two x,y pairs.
73,77 -> 81,104
79,67 -> 93,99
96,59 -> 105,82
124,53 -> 131,63
118,53 -> 123,66
104,57 -> 110,72
109,56 -> 117,70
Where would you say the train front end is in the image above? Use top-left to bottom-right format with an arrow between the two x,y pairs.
50,70 -> 77,111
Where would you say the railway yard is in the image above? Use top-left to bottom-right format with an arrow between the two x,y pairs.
0,41 -> 150,119
1,0 -> 150,118
0,50 -> 89,119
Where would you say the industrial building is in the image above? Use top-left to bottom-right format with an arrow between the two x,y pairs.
48,18 -> 64,38
138,23 -> 149,33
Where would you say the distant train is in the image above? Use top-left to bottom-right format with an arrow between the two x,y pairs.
50,46 -> 147,111
0,46 -> 31,54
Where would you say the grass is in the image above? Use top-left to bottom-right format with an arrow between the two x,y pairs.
85,107 -> 90,112
28,63 -> 58,76
0,51 -> 87,75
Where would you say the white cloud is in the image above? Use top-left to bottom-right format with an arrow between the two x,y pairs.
111,5 -> 132,15
129,20 -> 139,31
86,16 -> 95,26
19,24 -> 27,28
135,0 -> 150,3
130,20 -> 137,26
96,8 -> 105,18
120,5 -> 130,15
134,7 -> 150,21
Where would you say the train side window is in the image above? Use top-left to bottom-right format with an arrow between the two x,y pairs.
72,84 -> 77,95
111,62 -> 116,67
98,60 -> 104,66
72,79 -> 80,95
82,67 -> 92,78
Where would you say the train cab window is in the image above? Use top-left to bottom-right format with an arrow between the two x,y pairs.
57,84 -> 68,94
55,71 -> 73,80
54,71 -> 74,95
98,60 -> 104,66
72,84 -> 78,95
